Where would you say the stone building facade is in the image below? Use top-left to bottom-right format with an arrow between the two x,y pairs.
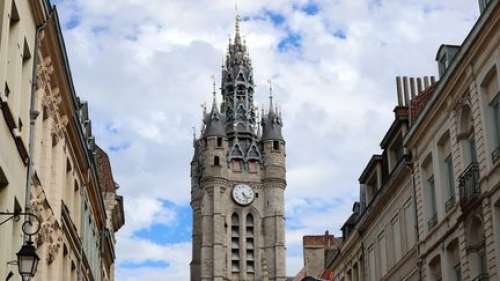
0,1 -> 124,281
190,16 -> 287,281
296,1 -> 500,281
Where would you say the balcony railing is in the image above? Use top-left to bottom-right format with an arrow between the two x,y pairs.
472,273 -> 489,281
458,162 -> 480,206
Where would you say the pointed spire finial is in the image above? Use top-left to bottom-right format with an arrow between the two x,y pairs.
234,3 -> 242,45
211,75 -> 217,98
267,79 -> 274,113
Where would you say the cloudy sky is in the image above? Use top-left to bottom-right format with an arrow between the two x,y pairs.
51,0 -> 480,279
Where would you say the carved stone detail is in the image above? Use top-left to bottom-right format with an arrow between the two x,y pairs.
37,56 -> 68,139
31,184 -> 63,264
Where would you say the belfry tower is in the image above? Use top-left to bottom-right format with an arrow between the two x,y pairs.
190,15 -> 287,281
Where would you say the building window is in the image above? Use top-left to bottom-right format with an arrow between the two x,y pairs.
427,175 -> 438,229
429,256 -> 443,281
246,214 -> 255,274
491,94 -> 500,161
404,200 -> 416,250
458,104 -> 477,165
378,231 -> 387,276
447,241 -> 461,281
392,216 -> 402,264
214,156 -> 220,167
231,213 -> 240,273
217,137 -> 223,147
438,133 -> 455,211
481,68 -> 500,162
444,154 -> 455,211
368,245 -> 376,281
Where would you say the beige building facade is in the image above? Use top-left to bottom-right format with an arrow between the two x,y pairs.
296,1 -> 500,281
0,1 -> 124,281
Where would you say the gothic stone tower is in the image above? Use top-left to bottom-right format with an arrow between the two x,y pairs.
190,15 -> 287,281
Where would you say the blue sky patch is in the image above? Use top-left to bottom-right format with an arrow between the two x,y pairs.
301,1 -> 320,16
109,142 -> 131,153
65,16 -> 80,30
120,260 -> 169,269
135,201 -> 192,244
265,10 -> 286,26
333,30 -> 347,40
278,32 -> 302,52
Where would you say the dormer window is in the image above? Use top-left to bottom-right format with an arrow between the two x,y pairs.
438,53 -> 448,78
436,45 -> 460,78
479,0 -> 492,14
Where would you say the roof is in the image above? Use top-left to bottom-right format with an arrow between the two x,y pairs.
358,155 -> 383,183
95,145 -> 118,193
405,0 -> 499,145
410,83 -> 437,123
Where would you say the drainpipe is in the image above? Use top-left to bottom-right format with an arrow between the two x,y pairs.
24,4 -> 54,229
405,156 -> 422,280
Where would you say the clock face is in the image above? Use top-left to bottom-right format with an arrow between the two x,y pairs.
232,184 -> 255,206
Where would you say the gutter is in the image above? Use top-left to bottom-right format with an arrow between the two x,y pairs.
24,3 -> 55,238
404,0 -> 499,146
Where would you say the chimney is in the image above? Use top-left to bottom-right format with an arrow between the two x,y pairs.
410,78 -> 416,98
396,77 -> 404,106
403,77 -> 410,107
417,77 -> 423,94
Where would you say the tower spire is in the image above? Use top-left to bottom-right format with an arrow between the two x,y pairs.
234,13 -> 242,45
268,79 -> 274,113
211,75 -> 217,104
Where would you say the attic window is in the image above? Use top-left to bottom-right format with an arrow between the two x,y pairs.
214,156 -> 220,167
479,0 -> 492,13
217,137 -> 223,147
438,54 -> 448,77
273,141 -> 280,151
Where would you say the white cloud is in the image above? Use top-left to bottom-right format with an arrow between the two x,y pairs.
53,0 -> 479,278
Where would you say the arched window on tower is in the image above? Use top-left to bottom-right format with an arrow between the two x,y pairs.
214,156 -> 220,167
231,213 -> 240,273
273,141 -> 280,151
246,214 -> 255,274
